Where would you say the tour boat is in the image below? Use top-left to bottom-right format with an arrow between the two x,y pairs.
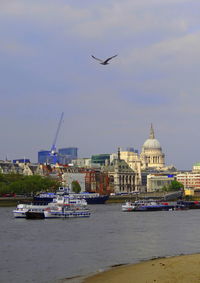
43,196 -> 91,219
122,200 -> 188,212
44,206 -> 91,219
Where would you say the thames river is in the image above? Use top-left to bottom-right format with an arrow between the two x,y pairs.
1,204 -> 200,283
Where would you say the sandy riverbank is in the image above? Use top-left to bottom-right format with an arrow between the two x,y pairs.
67,253 -> 200,283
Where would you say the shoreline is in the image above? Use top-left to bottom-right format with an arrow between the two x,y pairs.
61,253 -> 200,283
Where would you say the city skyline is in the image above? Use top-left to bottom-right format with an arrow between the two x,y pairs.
1,0 -> 200,170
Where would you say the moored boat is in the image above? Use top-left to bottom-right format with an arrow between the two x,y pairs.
34,187 -> 109,204
122,199 -> 188,212
43,195 -> 91,219
122,201 -> 136,212
44,207 -> 91,218
13,202 -> 49,218
73,192 -> 109,204
177,200 -> 200,209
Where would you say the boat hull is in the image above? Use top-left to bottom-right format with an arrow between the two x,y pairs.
133,204 -> 187,211
13,211 -> 27,218
25,211 -> 45,219
85,195 -> 109,204
44,210 -> 91,218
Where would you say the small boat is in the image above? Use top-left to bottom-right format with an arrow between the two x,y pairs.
13,203 -> 48,218
177,200 -> 200,209
13,203 -> 30,218
121,200 -> 155,212
122,201 -> 136,212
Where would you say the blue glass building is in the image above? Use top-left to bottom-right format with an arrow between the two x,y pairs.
38,147 -> 78,164
58,147 -> 78,164
38,150 -> 51,164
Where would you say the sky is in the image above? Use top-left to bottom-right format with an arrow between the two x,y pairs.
1,0 -> 200,170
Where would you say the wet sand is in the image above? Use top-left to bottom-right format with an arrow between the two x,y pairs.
79,254 -> 200,283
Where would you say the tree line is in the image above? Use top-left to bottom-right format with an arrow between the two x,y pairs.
161,180 -> 184,192
0,173 -> 61,196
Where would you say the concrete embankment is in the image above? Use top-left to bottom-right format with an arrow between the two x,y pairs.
0,197 -> 32,207
107,191 -> 183,203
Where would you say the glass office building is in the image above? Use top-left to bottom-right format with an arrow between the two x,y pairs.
38,150 -> 51,164
91,154 -> 110,165
58,147 -> 78,164
38,147 -> 78,164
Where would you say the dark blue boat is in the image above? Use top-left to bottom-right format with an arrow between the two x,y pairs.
83,194 -> 109,204
34,191 -> 109,205
177,200 -> 200,209
133,200 -> 188,211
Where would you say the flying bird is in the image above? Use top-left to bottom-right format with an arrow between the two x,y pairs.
91,54 -> 118,65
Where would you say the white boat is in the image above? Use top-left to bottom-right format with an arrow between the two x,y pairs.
122,201 -> 136,212
13,203 -> 48,218
121,199 -> 188,212
44,206 -> 91,218
122,200 -> 158,212
44,196 -> 91,219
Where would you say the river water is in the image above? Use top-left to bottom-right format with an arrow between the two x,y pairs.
1,204 -> 200,283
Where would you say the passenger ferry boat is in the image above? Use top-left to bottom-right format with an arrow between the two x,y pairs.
43,195 -> 91,219
44,205 -> 90,219
122,200 -> 188,212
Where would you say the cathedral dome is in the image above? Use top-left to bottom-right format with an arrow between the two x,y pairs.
143,138 -> 161,150
142,124 -> 161,150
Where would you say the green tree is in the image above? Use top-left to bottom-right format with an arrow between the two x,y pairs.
168,180 -> 184,191
9,180 -> 28,194
0,182 -> 9,195
0,174 -> 61,195
0,173 -> 24,184
71,181 -> 81,194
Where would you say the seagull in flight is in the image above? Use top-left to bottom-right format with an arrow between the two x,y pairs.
91,54 -> 118,65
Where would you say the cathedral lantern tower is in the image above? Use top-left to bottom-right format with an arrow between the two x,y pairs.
140,124 -> 165,169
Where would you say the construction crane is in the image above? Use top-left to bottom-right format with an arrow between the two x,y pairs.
49,112 -> 64,164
